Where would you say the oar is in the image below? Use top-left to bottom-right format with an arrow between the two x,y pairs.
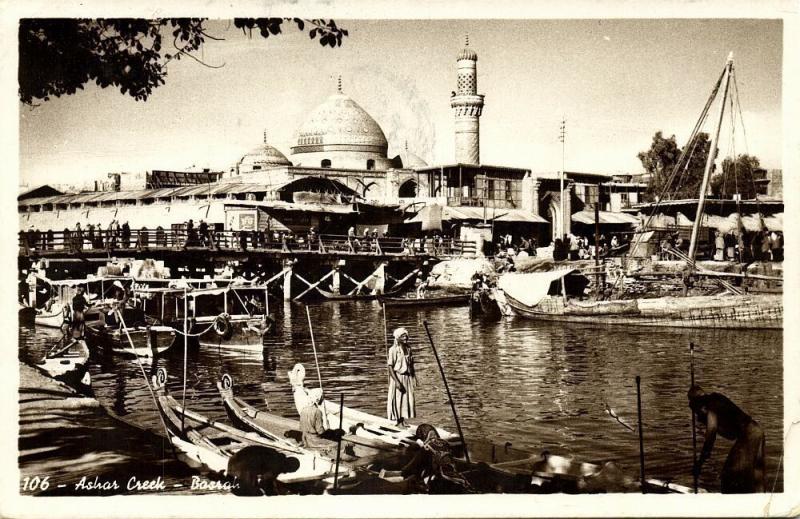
305,305 -> 329,429
333,393 -> 345,490
690,342 -> 698,494
422,320 -> 469,463
636,375 -> 646,493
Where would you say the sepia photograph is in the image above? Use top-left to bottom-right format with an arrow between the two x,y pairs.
4,1 -> 797,517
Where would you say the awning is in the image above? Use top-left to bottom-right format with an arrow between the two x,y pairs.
405,205 -> 547,224
498,269 -> 576,308
571,210 -> 640,225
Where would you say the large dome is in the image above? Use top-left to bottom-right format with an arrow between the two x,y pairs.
292,93 -> 388,156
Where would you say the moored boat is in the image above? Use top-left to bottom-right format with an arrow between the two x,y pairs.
194,314 -> 269,353
84,317 -> 175,357
498,270 -> 782,329
34,338 -> 92,394
218,374 -> 410,461
381,293 -> 470,307
151,369 -> 354,492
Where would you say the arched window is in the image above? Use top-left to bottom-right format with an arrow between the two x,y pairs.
366,159 -> 375,170
398,179 -> 417,198
321,159 -> 331,168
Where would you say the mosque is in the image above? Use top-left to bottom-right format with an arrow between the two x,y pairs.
18,38 -> 645,245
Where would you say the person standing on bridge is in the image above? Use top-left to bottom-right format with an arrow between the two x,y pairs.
387,327 -> 416,426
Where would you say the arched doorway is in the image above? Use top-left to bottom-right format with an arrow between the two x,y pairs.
547,199 -> 562,242
398,179 -> 417,198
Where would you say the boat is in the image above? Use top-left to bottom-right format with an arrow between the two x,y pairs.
151,368 -> 354,492
84,313 -> 175,357
381,292 -> 470,307
218,374 -> 414,461
34,337 -> 92,394
498,269 -> 782,329
497,54 -> 783,330
33,303 -> 68,328
193,314 -> 269,353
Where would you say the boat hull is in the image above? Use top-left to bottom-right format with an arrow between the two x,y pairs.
195,317 -> 266,352
504,293 -> 782,329
85,322 -> 175,357
381,294 -> 470,307
35,339 -> 92,394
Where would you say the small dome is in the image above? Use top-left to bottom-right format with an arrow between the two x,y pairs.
292,93 -> 388,156
392,151 -> 428,169
457,47 -> 477,61
239,142 -> 292,169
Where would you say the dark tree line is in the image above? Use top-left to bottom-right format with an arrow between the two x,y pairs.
19,18 -> 348,105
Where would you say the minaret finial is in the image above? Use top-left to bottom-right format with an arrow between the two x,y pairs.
263,129 -> 267,144
405,140 -> 408,151
337,75 -> 342,93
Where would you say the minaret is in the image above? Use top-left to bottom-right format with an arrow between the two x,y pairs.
450,35 -> 484,164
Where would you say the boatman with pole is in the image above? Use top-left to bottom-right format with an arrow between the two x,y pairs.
387,327 -> 416,426
688,385 -> 766,493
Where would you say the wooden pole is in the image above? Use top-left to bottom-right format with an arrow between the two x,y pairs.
594,201 -> 601,296
333,393 -> 345,490
422,320 -> 469,463
690,342 -> 698,494
382,303 -> 388,353
305,305 -> 328,428
181,288 -> 188,433
636,375 -> 646,493
688,53 -> 733,262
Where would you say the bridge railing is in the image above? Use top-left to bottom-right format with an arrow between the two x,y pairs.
18,228 -> 477,258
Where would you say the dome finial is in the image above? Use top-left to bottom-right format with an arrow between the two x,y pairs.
337,75 -> 342,93
405,140 -> 408,151
263,129 -> 267,144
465,33 -> 469,47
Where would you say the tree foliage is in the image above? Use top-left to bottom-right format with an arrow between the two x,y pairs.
638,131 -> 711,201
710,154 -> 762,199
19,18 -> 348,105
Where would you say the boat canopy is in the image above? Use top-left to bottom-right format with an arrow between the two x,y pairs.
405,205 -> 548,224
498,269 -> 577,308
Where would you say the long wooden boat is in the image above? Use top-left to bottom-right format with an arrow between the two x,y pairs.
151,369 -> 353,492
381,293 -> 470,307
218,374 -> 412,461
498,270 -> 782,329
84,319 -> 175,357
34,338 -> 92,394
317,287 -> 403,301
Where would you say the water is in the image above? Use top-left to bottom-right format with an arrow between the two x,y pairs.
19,302 -> 783,493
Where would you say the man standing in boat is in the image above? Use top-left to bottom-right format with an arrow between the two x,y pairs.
387,327 -> 416,426
688,385 -> 766,493
70,286 -> 90,336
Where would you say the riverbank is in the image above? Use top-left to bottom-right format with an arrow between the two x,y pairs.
18,362 -> 198,496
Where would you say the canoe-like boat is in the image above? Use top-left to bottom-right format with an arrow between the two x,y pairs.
84,320 -> 175,357
381,293 -> 470,307
151,369 -> 353,492
218,374 -> 413,462
34,338 -> 92,394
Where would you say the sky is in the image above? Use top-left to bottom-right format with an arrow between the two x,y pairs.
18,18 -> 783,188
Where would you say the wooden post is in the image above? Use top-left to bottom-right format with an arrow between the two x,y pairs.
181,289 -> 188,433
333,393 -> 345,490
690,343 -> 698,494
636,375 -> 646,493
594,201 -> 601,296
422,321 -> 469,463
283,262 -> 293,302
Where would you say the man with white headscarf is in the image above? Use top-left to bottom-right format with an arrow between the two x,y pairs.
387,327 -> 416,425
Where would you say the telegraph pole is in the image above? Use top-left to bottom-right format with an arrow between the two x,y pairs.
559,118 -> 566,240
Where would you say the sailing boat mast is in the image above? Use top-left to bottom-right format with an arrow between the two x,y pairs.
687,52 -> 734,262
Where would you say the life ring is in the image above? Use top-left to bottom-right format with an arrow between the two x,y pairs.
221,374 -> 233,390
214,313 -> 233,340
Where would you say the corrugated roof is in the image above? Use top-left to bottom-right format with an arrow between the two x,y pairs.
571,210 -> 640,225
406,205 -> 547,224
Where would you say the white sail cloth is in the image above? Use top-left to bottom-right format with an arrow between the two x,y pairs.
497,270 -> 575,308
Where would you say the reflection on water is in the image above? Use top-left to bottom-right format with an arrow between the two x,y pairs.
19,301 -> 783,493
